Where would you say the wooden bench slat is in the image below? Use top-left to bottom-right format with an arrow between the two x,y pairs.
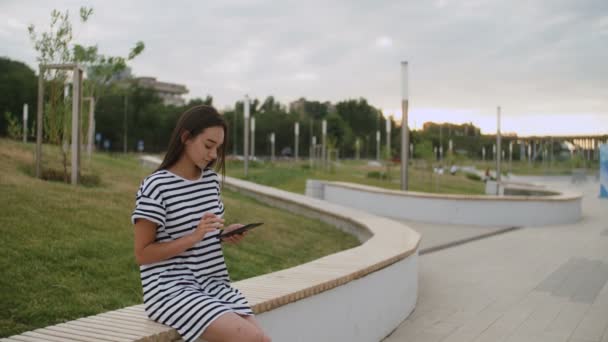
54,322 -> 148,340
53,321 -> 132,342
36,326 -> 99,342
99,313 -> 167,331
22,331 -> 75,342
92,314 -> 169,332
103,311 -> 147,325
114,308 -> 147,317
4,335 -> 48,342
77,317 -> 169,335
59,321 -> 154,340
104,311 -> 163,325
98,312 -> 168,331
120,306 -> 144,313
75,318 -> 165,337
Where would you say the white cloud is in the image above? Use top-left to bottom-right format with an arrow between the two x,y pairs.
375,36 -> 393,48
292,72 -> 319,81
0,0 -> 606,135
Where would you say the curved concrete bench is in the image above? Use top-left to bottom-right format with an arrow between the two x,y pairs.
4,173 -> 421,342
306,179 -> 583,227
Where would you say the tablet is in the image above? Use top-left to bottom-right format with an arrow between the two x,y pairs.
219,222 -> 264,238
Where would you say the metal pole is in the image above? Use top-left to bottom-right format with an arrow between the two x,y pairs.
376,130 -> 380,161
123,94 -> 128,153
509,141 -> 513,173
251,117 -> 255,160
71,67 -> 81,185
35,66 -> 44,179
496,106 -> 502,191
270,133 -> 275,162
310,136 -> 316,168
295,122 -> 299,161
386,118 -> 391,160
244,95 -> 250,176
233,107 -> 238,156
86,97 -> 95,159
400,61 -> 410,191
322,120 -> 327,169
23,104 -> 28,143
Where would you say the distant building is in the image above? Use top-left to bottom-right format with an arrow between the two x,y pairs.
134,77 -> 188,106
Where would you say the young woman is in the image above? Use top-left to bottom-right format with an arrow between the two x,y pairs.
131,105 -> 271,342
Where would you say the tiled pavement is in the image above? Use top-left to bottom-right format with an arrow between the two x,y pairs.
383,177 -> 608,342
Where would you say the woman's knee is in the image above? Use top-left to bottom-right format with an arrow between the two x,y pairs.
246,330 -> 271,342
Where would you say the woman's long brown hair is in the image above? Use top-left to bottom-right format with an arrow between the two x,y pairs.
155,105 -> 228,180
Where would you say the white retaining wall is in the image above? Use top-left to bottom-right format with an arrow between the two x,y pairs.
306,180 -> 583,227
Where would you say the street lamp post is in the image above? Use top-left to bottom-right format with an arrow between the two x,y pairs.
270,132 -> 275,162
294,122 -> 299,161
386,117 -> 391,160
322,120 -> 327,168
251,117 -> 255,161
400,61 -> 410,191
22,104 -> 28,143
244,95 -> 250,176
376,130 -> 380,161
496,106 -> 502,190
84,97 -> 95,160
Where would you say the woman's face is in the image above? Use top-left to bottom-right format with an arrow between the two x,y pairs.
184,126 -> 224,169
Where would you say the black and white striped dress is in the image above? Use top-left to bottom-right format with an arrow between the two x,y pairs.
131,168 -> 253,342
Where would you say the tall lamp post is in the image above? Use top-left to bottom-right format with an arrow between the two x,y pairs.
84,97 -> 95,160
251,117 -> 255,161
386,117 -> 391,160
376,130 -> 380,161
400,61 -> 410,191
270,132 -> 275,162
294,122 -> 299,161
22,104 -> 28,143
244,95 -> 250,176
321,120 -> 327,168
496,106 -> 502,191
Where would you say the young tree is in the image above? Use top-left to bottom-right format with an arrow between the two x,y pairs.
28,6 -> 144,181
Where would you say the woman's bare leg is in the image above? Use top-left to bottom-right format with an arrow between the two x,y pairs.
242,315 -> 262,330
201,312 -> 270,342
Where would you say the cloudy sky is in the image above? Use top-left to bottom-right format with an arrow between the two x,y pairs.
1,0 -> 607,136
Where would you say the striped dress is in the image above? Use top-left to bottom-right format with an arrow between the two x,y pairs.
131,168 -> 253,342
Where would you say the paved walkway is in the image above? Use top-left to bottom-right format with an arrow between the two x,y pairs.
383,177 -> 608,342
400,220 -> 518,254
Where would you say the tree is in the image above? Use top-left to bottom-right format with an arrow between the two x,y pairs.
28,8 -> 89,181
0,58 -> 37,137
28,6 -> 145,180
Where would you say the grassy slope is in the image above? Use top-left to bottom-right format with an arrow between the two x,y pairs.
0,139 -> 358,337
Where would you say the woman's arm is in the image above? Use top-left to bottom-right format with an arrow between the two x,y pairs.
134,213 -> 224,265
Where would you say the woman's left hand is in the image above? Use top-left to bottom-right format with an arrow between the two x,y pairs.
221,223 -> 247,244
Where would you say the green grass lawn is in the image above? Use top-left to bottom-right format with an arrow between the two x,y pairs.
0,138 -> 359,337
225,158 -> 487,195
224,156 -> 599,195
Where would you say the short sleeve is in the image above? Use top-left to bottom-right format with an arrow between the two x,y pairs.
132,190 -> 166,227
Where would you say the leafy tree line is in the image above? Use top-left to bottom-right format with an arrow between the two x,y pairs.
1,56 -> 516,160
3,6 -> 538,162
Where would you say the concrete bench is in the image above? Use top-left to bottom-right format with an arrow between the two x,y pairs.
4,172 -> 421,342
1,305 -> 179,342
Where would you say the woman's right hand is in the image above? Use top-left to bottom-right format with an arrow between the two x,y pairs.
192,212 -> 224,241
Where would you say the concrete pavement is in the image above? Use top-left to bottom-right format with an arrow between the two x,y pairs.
383,177 -> 608,342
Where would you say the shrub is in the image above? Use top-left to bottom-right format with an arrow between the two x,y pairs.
465,173 -> 481,181
366,171 -> 389,180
